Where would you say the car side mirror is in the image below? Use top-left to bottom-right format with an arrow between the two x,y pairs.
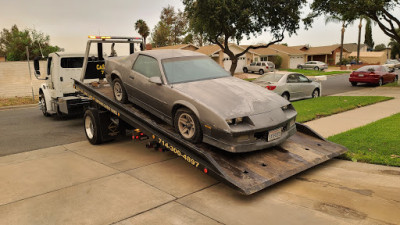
308,79 -> 312,83
34,56 -> 41,78
149,76 -> 162,85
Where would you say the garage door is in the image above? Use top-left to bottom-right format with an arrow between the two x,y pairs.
289,56 -> 305,69
223,57 -> 246,73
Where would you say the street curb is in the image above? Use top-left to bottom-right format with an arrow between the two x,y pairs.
0,104 -> 37,111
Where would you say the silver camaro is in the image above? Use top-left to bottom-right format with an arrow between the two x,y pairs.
105,50 -> 297,153
252,73 -> 321,101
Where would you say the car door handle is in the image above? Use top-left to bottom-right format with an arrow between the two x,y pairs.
129,75 -> 134,80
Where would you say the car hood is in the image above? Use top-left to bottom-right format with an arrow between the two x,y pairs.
173,76 -> 288,118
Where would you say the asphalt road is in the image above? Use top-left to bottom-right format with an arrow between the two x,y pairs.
1,70 -> 398,156
0,107 -> 86,156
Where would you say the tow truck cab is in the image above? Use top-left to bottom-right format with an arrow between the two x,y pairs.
34,53 -> 96,116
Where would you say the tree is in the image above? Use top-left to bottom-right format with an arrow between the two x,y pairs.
151,21 -> 170,47
388,29 -> 400,59
325,15 -> 354,64
364,18 -> 374,51
308,0 -> 400,45
374,43 -> 386,51
184,0 -> 307,75
135,19 -> 150,47
0,25 -> 60,61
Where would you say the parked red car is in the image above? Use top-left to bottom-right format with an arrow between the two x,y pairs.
349,65 -> 398,86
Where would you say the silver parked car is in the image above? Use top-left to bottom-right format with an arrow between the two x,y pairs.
105,50 -> 297,153
297,61 -> 328,71
243,61 -> 275,74
252,73 -> 321,101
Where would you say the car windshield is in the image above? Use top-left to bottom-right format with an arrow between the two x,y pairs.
254,74 -> 284,82
162,56 -> 230,84
356,66 -> 380,72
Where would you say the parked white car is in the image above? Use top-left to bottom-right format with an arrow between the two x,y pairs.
383,59 -> 400,70
297,61 -> 328,71
243,61 -> 275,75
252,72 -> 321,101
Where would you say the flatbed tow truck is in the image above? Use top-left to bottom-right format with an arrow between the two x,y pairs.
74,36 -> 347,195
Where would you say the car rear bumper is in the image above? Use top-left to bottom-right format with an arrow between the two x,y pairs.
349,77 -> 379,84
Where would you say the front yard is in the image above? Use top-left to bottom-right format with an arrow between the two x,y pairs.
282,69 -> 349,76
292,96 -> 392,123
0,96 -> 38,107
328,113 -> 400,167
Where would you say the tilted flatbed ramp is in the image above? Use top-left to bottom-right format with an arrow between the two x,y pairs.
74,80 -> 347,195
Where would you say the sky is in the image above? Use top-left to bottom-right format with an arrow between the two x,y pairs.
0,0 -> 398,53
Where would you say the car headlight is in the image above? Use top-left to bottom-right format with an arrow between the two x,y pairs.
226,117 -> 244,125
281,104 -> 293,111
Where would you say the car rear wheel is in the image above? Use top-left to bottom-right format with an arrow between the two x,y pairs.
259,69 -> 264,75
297,65 -> 303,69
174,108 -> 202,143
314,67 -> 319,71
112,78 -> 128,103
378,78 -> 383,86
312,89 -> 320,98
243,67 -> 248,73
394,76 -> 398,83
351,82 -> 357,86
281,92 -> 290,101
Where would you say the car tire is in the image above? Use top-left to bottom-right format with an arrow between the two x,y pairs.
394,76 -> 398,83
312,89 -> 320,98
351,82 -> 357,86
281,92 -> 290,101
243,67 -> 248,73
297,65 -> 303,69
174,108 -> 202,143
314,67 -> 319,71
84,109 -> 103,145
259,69 -> 264,75
378,78 -> 383,86
39,93 -> 50,117
112,78 -> 128,103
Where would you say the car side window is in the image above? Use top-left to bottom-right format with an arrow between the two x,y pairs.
298,74 -> 309,82
262,63 -> 266,66
256,62 -> 261,66
250,63 -> 255,66
132,55 -> 162,78
287,74 -> 298,83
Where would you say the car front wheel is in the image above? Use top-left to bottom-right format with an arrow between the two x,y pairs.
378,78 -> 383,86
297,65 -> 303,69
39,93 -> 50,117
174,108 -> 202,143
314,67 -> 319,71
281,92 -> 290,101
243,67 -> 248,73
312,89 -> 320,98
259,69 -> 264,75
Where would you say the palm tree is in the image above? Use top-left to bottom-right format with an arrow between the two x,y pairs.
325,15 -> 354,65
135,19 -> 150,49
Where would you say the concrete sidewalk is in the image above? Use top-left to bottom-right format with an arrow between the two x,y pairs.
1,87 -> 400,225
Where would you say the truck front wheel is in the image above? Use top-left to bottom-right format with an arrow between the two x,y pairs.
84,109 -> 103,145
39,93 -> 50,117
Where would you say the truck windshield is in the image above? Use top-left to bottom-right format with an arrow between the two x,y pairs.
162,56 -> 230,84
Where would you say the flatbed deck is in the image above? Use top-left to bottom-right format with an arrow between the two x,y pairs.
74,80 -> 347,195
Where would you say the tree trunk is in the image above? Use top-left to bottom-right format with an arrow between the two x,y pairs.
357,18 -> 362,63
229,57 -> 238,76
340,23 -> 345,65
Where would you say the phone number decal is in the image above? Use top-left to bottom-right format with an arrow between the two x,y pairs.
158,138 -> 199,167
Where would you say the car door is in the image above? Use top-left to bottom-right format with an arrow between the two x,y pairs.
297,74 -> 315,98
286,74 -> 301,99
129,55 -> 170,120
249,62 -> 256,72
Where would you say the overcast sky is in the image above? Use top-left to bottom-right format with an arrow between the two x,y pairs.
0,0 -> 397,53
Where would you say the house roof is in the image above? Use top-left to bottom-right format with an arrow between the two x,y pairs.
152,44 -> 198,50
349,51 -> 385,57
240,44 -> 305,56
343,43 -> 367,52
196,44 -> 222,56
292,44 -> 349,55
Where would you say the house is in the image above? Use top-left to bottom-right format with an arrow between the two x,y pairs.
196,44 -> 259,73
342,43 -> 368,53
292,44 -> 349,65
152,44 -> 199,51
241,44 -> 306,69
349,51 -> 387,65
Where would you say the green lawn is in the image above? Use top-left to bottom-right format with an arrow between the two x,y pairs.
382,82 -> 400,87
282,69 -> 349,76
328,113 -> 400,167
293,96 -> 393,123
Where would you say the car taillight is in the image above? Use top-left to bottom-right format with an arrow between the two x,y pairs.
266,86 -> 276,90
266,66 -> 269,69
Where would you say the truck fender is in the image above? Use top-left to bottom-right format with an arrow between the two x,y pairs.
39,84 -> 53,112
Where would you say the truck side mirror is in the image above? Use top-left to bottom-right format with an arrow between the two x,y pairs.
34,56 -> 41,78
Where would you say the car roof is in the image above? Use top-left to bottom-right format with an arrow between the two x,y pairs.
139,49 -> 205,60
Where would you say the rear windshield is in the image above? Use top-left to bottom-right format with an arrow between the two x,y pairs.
61,57 -> 84,68
254,74 -> 284,82
162,56 -> 230,84
356,66 -> 380,72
